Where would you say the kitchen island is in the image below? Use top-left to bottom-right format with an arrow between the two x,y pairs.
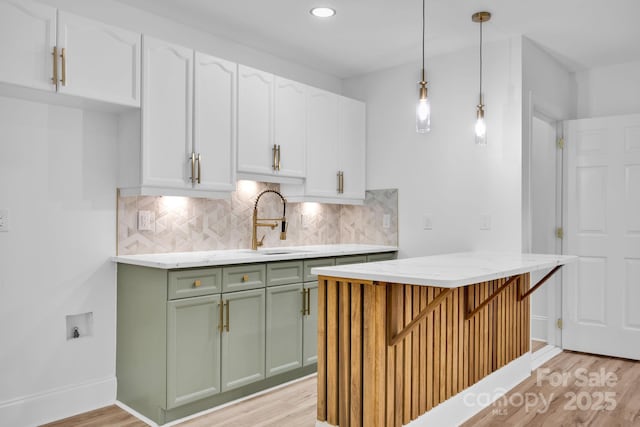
311,252 -> 576,427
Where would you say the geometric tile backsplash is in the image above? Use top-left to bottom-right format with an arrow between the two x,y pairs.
117,181 -> 398,255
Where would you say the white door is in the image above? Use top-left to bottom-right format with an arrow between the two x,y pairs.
193,52 -> 236,192
237,65 -> 274,176
57,11 -> 140,106
530,116 -> 562,347
564,113 -> 640,360
0,0 -> 56,92
141,36 -> 193,189
305,88 -> 339,198
338,96 -> 366,201
274,77 -> 306,178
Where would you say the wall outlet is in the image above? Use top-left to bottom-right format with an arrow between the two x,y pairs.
138,210 -> 155,231
382,214 -> 391,229
0,209 -> 8,232
423,215 -> 433,230
480,214 -> 492,230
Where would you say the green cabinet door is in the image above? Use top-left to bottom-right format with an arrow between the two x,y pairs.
167,294 -> 221,409
221,288 -> 266,391
303,282 -> 319,366
266,283 -> 303,377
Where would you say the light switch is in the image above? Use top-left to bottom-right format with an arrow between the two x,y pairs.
301,214 -> 311,230
480,214 -> 491,230
0,209 -> 8,232
382,214 -> 391,229
138,210 -> 155,231
423,215 -> 433,230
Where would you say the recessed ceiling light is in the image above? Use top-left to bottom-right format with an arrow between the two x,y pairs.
310,7 -> 336,18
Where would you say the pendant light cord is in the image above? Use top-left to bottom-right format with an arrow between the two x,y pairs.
421,0 -> 425,79
479,19 -> 483,104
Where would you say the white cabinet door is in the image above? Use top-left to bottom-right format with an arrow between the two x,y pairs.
194,52 -> 236,192
564,114 -> 640,360
305,87 -> 339,197
274,77 -> 306,178
237,65 -> 274,176
0,0 -> 56,92
141,36 -> 193,189
339,96 -> 366,200
57,11 -> 140,106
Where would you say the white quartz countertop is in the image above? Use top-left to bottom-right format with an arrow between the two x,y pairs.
311,252 -> 577,287
112,244 -> 398,269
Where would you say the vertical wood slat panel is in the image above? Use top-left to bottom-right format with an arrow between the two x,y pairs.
317,278 -> 327,421
326,280 -> 339,425
339,282 -> 351,427
446,291 -> 453,399
363,283 -> 386,427
412,287 -> 420,419
374,284 -> 387,427
403,286 -> 412,425
452,288 -> 459,396
351,283 -> 362,427
439,290 -> 447,402
394,285 -> 404,427
419,287 -> 427,414
433,289 -> 441,405
426,288 -> 434,411
384,285 -> 395,427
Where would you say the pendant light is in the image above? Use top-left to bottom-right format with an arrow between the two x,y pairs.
472,11 -> 490,145
416,0 -> 431,133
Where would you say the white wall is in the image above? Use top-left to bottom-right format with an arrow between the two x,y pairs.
0,97 -> 117,425
37,0 -> 342,93
575,60 -> 640,118
343,37 -> 523,258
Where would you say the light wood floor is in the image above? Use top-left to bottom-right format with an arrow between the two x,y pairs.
42,352 -> 640,427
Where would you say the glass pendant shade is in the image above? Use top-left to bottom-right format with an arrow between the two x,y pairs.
475,116 -> 487,145
416,92 -> 431,133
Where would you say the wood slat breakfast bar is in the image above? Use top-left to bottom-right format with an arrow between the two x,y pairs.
311,252 -> 576,427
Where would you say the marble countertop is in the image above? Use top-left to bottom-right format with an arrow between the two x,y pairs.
311,252 -> 577,287
112,244 -> 398,269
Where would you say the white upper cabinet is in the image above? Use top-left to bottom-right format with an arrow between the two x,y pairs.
0,0 -> 140,107
0,0 -> 56,92
237,66 -> 306,183
193,52 -> 236,193
274,77 -> 306,178
141,36 -> 193,190
118,36 -> 235,198
57,11 -> 140,107
238,65 -> 274,177
282,90 -> 366,205
338,96 -> 366,201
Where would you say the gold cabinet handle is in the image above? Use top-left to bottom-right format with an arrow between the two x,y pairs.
225,300 -> 230,332
242,274 -> 249,282
60,48 -> 66,86
301,289 -> 306,315
193,279 -> 201,288
276,145 -> 281,171
339,171 -> 344,194
272,144 -> 278,170
196,153 -> 202,184
190,152 -> 196,183
306,288 -> 311,316
52,47 -> 58,85
218,301 -> 223,332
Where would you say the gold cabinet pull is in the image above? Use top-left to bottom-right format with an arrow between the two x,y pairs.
272,144 -> 278,170
242,274 -> 249,282
60,48 -> 67,86
224,300 -> 230,332
337,171 -> 344,194
276,145 -> 281,170
196,153 -> 202,184
52,47 -> 58,85
301,289 -> 306,315
193,279 -> 202,288
218,301 -> 223,332
190,152 -> 196,183
306,288 -> 311,315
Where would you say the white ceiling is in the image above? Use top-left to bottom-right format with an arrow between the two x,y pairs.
117,0 -> 640,79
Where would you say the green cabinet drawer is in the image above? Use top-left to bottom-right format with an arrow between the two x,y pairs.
303,257 -> 336,282
335,255 -> 367,266
366,252 -> 397,263
168,268 -> 222,300
266,260 -> 303,287
222,264 -> 266,293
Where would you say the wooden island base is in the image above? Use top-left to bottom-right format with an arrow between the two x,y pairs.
316,274 -> 531,427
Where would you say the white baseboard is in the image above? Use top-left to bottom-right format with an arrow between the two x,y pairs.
0,376 -> 116,427
531,345 -> 563,370
317,353 -> 532,427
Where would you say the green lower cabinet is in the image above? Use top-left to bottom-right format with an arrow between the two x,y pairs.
303,282 -> 319,366
167,295 -> 221,409
221,288 -> 266,391
266,283 -> 303,377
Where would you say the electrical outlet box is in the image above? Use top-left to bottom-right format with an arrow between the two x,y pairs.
138,210 -> 155,231
480,214 -> 492,230
66,312 -> 93,340
423,215 -> 433,230
301,214 -> 311,230
382,214 -> 391,229
0,209 -> 8,232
